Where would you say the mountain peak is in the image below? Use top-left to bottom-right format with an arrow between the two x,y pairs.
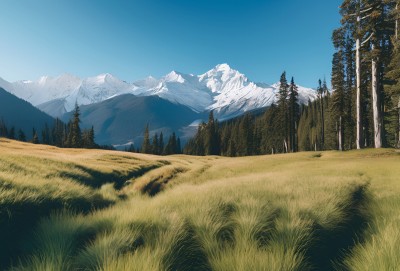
96,73 -> 114,80
214,63 -> 232,71
38,76 -> 50,84
164,71 -> 185,83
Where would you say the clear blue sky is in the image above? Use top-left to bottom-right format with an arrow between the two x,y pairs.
0,0 -> 341,87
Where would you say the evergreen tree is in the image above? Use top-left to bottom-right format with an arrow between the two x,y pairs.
82,126 -> 96,148
8,126 -> 15,140
141,124 -> 152,154
288,77 -> 300,152
384,0 -> 400,148
32,128 -> 39,144
205,111 -> 220,155
89,126 -> 95,148
42,123 -> 51,145
151,133 -> 159,154
0,119 -> 8,137
127,144 -> 135,152
52,118 -> 65,147
18,129 -> 26,142
164,133 -> 178,155
68,103 -> 82,148
277,71 -> 290,152
159,132 -> 165,155
176,137 -> 182,154
317,79 -> 326,150
331,27 -> 349,150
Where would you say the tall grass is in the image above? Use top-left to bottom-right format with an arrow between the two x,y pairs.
1,139 -> 400,270
0,139 -> 165,269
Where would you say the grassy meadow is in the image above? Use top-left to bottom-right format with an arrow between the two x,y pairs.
0,138 -> 399,270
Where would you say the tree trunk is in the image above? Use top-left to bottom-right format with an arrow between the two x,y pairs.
356,37 -> 363,149
294,121 -> 298,152
371,55 -> 382,148
321,98 -> 324,150
396,3 -> 398,41
398,97 -> 400,148
397,3 -> 400,149
338,116 -> 343,151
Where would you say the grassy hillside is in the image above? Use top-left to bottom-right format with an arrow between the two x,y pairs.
0,139 -> 399,270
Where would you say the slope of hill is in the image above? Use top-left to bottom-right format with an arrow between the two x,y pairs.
61,94 -> 207,146
0,139 -> 399,271
0,87 -> 55,139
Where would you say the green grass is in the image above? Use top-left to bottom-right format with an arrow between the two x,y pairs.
1,138 -> 400,270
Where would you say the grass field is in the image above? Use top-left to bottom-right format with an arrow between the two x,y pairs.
0,138 -> 399,270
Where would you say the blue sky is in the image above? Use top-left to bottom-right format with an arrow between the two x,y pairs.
0,0 -> 341,87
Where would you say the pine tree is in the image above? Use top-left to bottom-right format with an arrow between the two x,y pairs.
277,72 -> 290,152
52,118 -> 65,147
331,49 -> 346,151
205,111 -> 220,155
176,137 -> 182,154
18,129 -> 26,142
331,26 -> 348,151
288,77 -> 300,152
164,133 -> 178,155
0,119 -> 8,137
317,79 -> 326,150
68,103 -> 82,148
82,126 -> 96,148
141,124 -> 152,154
8,126 -> 15,140
32,128 -> 39,144
42,123 -> 51,145
159,132 -> 165,155
89,126 -> 95,148
151,133 -> 159,154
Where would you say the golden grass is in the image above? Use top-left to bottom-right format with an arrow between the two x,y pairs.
1,138 -> 400,270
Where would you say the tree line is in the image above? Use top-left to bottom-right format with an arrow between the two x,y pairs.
2,101 -> 183,154
0,104 -> 97,149
126,124 -> 182,155
184,73 -> 309,156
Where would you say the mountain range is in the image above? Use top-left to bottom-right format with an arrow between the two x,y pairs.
0,64 -> 318,147
0,87 -> 55,140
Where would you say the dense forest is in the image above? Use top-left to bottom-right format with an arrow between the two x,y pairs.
0,104 -> 97,149
184,0 -> 400,156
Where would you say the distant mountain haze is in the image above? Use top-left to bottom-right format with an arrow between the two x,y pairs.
61,94 -> 207,147
0,87 -> 54,139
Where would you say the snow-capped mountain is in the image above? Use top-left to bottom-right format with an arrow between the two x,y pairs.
132,71 -> 212,112
0,73 -> 132,116
131,64 -> 317,119
0,64 -> 317,119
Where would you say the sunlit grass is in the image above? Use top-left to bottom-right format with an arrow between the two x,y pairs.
1,138 -> 400,270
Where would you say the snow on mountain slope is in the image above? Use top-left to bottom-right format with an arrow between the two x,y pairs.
198,64 -> 277,119
132,63 -> 317,119
61,73 -> 132,113
0,64 -> 317,119
0,73 -> 133,116
132,71 -> 212,112
11,74 -> 82,106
